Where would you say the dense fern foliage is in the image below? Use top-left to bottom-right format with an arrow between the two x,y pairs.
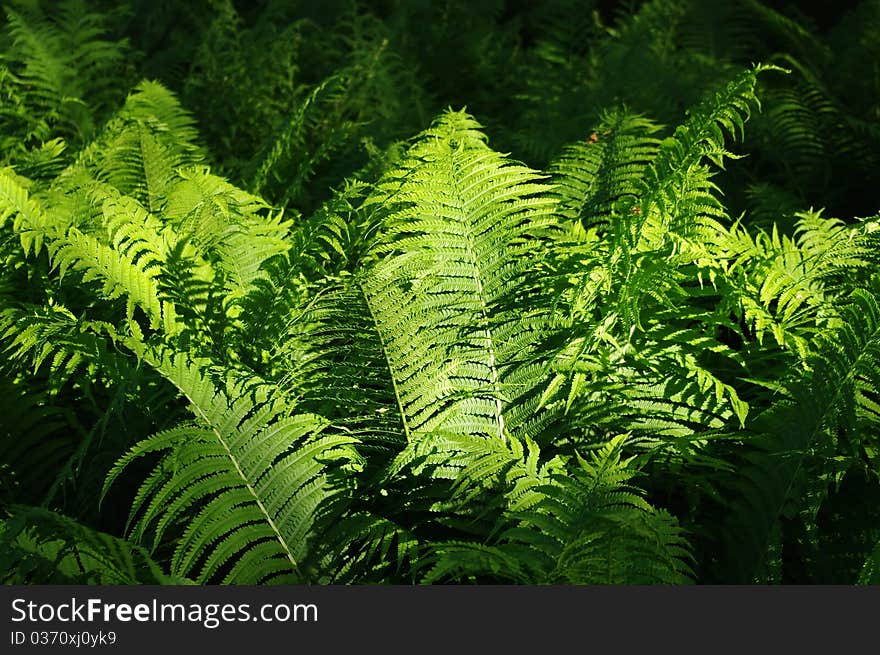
2,0 -> 879,585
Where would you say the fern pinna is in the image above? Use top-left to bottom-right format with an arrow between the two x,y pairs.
2,0 -> 880,585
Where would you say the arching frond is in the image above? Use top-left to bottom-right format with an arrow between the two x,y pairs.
104,349 -> 362,583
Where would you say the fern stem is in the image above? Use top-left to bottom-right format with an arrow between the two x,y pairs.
473,273 -> 507,441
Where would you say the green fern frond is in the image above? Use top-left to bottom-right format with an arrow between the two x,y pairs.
59,80 -> 204,207
639,65 -> 781,232
104,348 -> 361,583
717,286 -> 880,582
419,434 -> 693,584
247,74 -> 358,203
284,277 -> 411,454
49,224 -> 168,332
0,166 -> 53,255
0,506 -> 183,584
722,210 -> 875,351
312,512 -> 420,583
551,109 -> 662,230
163,166 -> 291,294
359,109 -> 559,442
0,303 -> 118,387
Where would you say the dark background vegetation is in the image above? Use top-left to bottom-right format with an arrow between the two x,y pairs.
4,0 -> 877,218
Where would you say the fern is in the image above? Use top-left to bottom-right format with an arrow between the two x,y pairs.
0,0 -> 130,151
302,109 -> 560,443
551,109 -> 662,230
1,506 -> 183,584
104,348 -> 361,583
61,80 -> 205,208
714,286 -> 880,583
2,1 -> 879,587
415,434 -> 692,584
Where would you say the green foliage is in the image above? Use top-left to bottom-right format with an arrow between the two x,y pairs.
1,0 -> 879,586
103,349 -> 361,583
1,506 -> 184,584
0,0 -> 132,163
711,287 -> 880,582
860,541 -> 880,584
414,434 -> 692,584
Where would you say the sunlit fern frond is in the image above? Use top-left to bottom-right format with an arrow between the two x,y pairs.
104,348 -> 362,583
417,434 -> 693,584
550,109 -> 662,231
332,109 -> 560,442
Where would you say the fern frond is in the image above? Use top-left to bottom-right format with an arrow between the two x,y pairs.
0,506 -> 183,584
246,74 -> 358,203
163,166 -> 291,295
104,349 -> 361,583
419,434 -> 693,584
550,109 -> 662,230
639,64 -> 781,233
59,80 -> 204,208
722,210 -> 876,351
0,166 -> 53,255
359,109 -> 559,441
716,286 -> 880,582
0,303 -> 118,388
49,225 -> 168,332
